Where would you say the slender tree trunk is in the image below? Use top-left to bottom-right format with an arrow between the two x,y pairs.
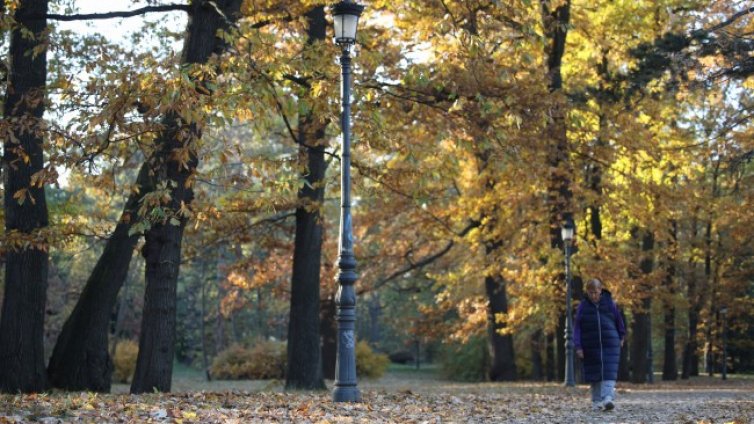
617,308 -> 630,381
631,230 -> 654,383
0,0 -> 50,394
368,294 -> 382,345
682,216 -> 701,379
682,307 -> 700,378
130,0 -> 242,394
540,1 -> 572,385
572,275 -> 584,383
199,258 -> 212,381
530,330 -> 544,380
557,315 -> 565,381
321,296 -> 337,379
545,332 -> 555,381
541,0 -> 572,248
662,303 -> 677,380
485,271 -> 516,381
662,220 -> 678,380
704,217 -> 715,377
257,287 -> 269,339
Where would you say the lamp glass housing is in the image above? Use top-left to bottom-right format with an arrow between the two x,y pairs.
561,223 -> 574,242
334,14 -> 359,43
332,2 -> 364,45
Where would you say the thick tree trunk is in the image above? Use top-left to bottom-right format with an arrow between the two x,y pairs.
130,0 -> 242,394
631,231 -> 654,383
285,6 -> 328,391
0,0 -> 50,394
485,273 -> 516,381
47,163 -> 149,391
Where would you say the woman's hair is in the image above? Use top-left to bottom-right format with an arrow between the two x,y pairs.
586,278 -> 603,289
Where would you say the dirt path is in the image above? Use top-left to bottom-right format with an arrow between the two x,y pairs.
359,374 -> 754,423
3,374 -> 752,422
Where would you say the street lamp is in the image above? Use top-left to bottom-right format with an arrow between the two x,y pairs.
331,0 -> 364,403
561,216 -> 576,387
720,307 -> 728,380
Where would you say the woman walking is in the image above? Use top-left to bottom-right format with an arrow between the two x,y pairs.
574,278 -> 626,411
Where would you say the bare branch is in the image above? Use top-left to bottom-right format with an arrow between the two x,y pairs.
36,4 -> 191,21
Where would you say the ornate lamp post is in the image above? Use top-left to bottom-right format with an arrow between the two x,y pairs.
562,216 -> 576,387
331,0 -> 364,403
720,307 -> 728,380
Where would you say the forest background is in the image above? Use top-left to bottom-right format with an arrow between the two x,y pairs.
0,0 -> 753,395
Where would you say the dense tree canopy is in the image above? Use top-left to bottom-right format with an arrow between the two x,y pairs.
0,0 -> 753,393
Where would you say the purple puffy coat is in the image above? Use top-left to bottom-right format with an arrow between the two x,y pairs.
574,290 -> 626,382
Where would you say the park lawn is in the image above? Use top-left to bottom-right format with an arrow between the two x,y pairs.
2,367 -> 753,423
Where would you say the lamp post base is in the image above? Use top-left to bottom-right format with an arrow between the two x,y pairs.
333,386 -> 362,402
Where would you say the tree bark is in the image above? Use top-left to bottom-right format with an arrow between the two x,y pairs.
530,330 -> 543,380
47,163 -> 150,391
485,271 -> 516,381
557,314 -> 565,381
630,230 -> 654,383
682,217 -> 701,379
286,6 -> 328,389
545,332 -> 555,381
662,220 -> 678,380
130,0 -> 242,394
540,1 -> 572,385
541,0 -> 572,249
0,0 -> 50,394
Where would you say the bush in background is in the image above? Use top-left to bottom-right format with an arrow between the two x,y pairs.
356,341 -> 389,379
210,341 -> 286,380
112,339 -> 139,383
438,336 -> 489,382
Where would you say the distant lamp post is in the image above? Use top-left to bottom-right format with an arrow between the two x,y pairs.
331,0 -> 364,403
562,216 -> 576,387
720,307 -> 728,380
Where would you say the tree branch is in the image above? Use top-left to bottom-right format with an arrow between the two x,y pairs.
695,6 -> 754,36
37,4 -> 191,21
360,222 -> 478,294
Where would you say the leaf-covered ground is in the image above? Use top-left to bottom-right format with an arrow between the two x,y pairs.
2,373 -> 753,423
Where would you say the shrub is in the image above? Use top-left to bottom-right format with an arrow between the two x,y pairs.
112,339 -> 139,383
356,341 -> 389,379
210,341 -> 287,380
438,336 -> 489,382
